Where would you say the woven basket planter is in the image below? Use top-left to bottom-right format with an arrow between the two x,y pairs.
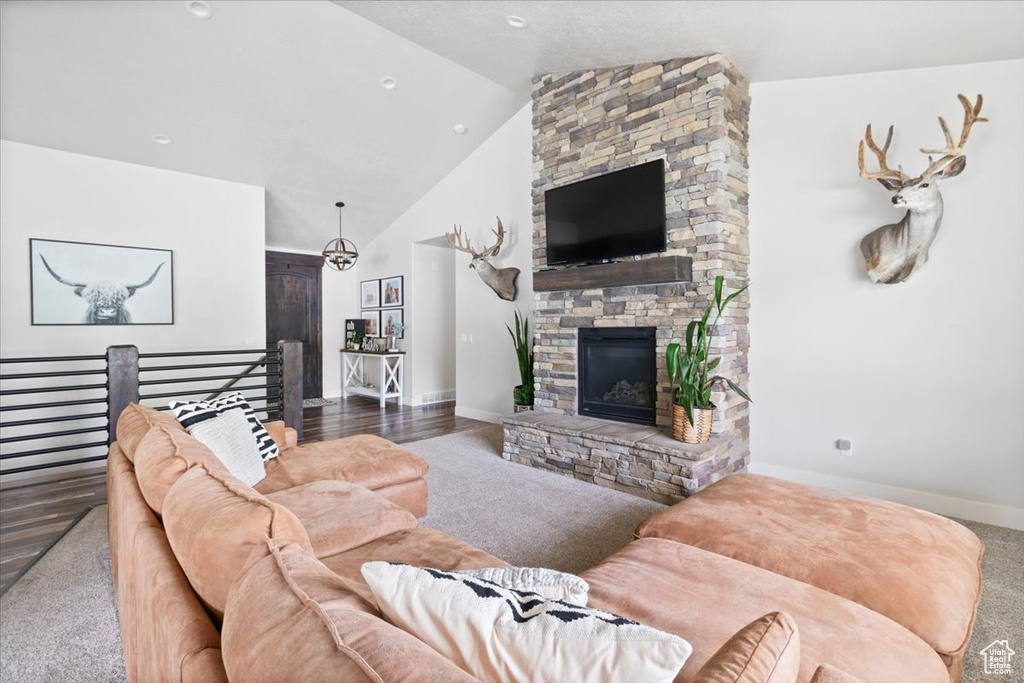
672,403 -> 713,444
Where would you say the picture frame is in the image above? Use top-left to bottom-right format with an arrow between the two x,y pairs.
29,238 -> 174,326
360,279 -> 381,308
381,275 -> 404,307
382,308 -> 404,339
361,310 -> 381,338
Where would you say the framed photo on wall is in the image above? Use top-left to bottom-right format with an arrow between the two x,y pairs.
360,279 -> 381,308
30,238 -> 173,325
381,275 -> 404,307
382,308 -> 404,339
361,310 -> 381,338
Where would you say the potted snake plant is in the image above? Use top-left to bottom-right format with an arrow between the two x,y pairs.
506,309 -> 534,412
666,275 -> 750,443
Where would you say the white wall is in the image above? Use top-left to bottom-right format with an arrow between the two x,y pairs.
348,103 -> 534,421
411,243 -> 456,401
748,60 -> 1024,528
0,140 -> 266,478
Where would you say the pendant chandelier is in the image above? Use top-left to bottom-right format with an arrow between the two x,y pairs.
322,201 -> 359,271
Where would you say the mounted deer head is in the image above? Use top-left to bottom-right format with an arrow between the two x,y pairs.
857,94 -> 987,284
445,217 -> 520,301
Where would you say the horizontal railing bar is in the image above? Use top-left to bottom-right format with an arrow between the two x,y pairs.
139,384 -> 283,401
0,425 -> 108,444
138,372 -> 281,386
0,355 -> 105,364
0,454 -> 108,476
138,348 -> 278,358
0,369 -> 107,380
0,397 -> 108,412
0,383 -> 107,396
0,440 -> 109,459
139,360 -> 281,372
0,412 -> 108,428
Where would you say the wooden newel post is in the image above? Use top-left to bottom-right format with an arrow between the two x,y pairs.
278,340 -> 304,440
107,345 -> 140,444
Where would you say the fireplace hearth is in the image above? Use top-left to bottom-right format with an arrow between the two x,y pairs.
578,327 -> 656,425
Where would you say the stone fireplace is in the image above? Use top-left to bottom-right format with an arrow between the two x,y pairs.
578,327 -> 656,425
502,54 -> 752,503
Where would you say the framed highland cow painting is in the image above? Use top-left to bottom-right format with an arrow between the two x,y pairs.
30,239 -> 174,325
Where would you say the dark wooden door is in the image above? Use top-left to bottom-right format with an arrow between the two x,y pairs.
266,251 -> 322,400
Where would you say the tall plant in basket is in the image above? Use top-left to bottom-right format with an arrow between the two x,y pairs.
666,275 -> 750,443
506,309 -> 534,411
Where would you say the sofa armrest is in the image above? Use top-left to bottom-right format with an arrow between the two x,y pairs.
264,421 -> 298,450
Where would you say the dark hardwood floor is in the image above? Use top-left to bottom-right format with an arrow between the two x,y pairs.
0,396 -> 486,594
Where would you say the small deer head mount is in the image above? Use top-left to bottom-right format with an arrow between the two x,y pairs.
445,217 -> 521,301
857,94 -> 987,284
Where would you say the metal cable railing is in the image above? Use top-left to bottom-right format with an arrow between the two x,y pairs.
0,341 -> 304,479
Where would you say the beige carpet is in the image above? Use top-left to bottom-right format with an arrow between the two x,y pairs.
0,424 -> 1020,682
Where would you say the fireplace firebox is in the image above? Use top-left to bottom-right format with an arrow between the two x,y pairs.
578,327 -> 657,425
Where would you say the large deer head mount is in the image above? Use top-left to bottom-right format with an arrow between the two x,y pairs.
445,217 -> 520,301
857,93 -> 987,284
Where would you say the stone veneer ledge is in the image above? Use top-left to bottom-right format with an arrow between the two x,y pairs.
503,53 -> 752,501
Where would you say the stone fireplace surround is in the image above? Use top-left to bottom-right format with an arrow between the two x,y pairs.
501,54 -> 752,504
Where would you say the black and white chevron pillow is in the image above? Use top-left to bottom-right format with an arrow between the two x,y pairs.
170,392 -> 279,462
361,562 -> 692,683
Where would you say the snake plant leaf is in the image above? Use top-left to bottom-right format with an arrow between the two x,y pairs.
713,275 -> 724,309
666,343 -> 680,384
721,285 -> 748,312
686,320 -> 698,353
708,375 -> 751,402
707,356 -> 721,371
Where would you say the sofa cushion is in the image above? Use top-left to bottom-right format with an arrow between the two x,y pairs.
171,392 -> 279,463
265,480 -> 418,559
581,538 -> 951,682
133,424 -> 228,515
635,473 -> 984,673
253,435 -> 428,494
691,612 -> 800,683
361,561 -> 692,683
221,538 -> 479,683
116,403 -> 184,462
320,527 -> 508,606
162,464 -> 313,619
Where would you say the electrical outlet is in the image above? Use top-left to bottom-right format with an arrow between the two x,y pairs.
836,439 -> 853,457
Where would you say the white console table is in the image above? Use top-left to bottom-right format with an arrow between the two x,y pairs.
341,350 -> 404,408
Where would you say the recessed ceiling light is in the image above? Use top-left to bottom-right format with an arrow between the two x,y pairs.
152,134 -> 173,145
185,0 -> 212,19
505,15 -> 528,29
452,123 -> 468,136
380,77 -> 397,91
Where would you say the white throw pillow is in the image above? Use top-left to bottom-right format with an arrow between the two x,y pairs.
361,561 -> 691,683
457,566 -> 589,605
169,404 -> 266,486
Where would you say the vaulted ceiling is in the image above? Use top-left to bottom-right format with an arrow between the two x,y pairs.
3,1 -> 1021,251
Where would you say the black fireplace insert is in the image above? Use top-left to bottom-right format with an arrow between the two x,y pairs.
578,327 -> 657,425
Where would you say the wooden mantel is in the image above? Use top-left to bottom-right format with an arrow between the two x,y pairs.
533,255 -> 693,292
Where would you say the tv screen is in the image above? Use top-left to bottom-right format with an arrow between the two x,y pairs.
545,159 -> 666,265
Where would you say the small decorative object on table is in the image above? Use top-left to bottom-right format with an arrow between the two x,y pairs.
345,319 -> 366,350
350,331 -> 365,351
386,320 -> 405,352
666,275 -> 750,444
506,308 -> 534,412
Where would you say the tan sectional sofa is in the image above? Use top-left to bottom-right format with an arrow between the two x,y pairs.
108,404 -> 978,682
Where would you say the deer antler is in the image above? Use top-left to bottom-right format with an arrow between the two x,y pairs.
858,124 -> 911,184
445,224 -> 482,258
478,217 -> 506,258
920,94 -> 987,178
445,218 -> 506,259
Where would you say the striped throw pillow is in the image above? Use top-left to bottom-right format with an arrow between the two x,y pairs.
170,392 -> 279,462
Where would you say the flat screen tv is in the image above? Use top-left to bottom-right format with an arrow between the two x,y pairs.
545,159 -> 666,265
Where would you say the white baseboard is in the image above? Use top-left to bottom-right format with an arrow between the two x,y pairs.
749,461 -> 1024,531
454,406 -> 505,424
